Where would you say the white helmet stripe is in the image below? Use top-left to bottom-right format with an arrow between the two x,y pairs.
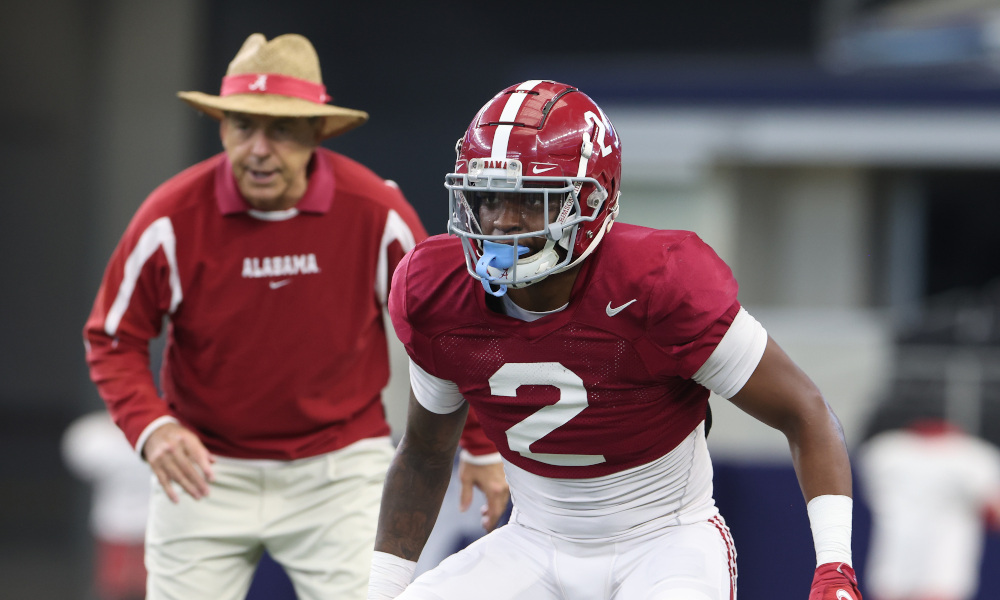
490,80 -> 544,161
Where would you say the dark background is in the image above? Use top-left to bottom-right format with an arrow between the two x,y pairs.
199,0 -> 818,226
3,0 -> 1000,598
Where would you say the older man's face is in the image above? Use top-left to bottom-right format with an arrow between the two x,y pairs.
220,112 -> 321,211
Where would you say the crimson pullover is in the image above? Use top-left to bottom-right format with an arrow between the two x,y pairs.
84,148 -> 494,460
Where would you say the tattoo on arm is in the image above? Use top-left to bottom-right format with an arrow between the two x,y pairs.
374,397 -> 469,561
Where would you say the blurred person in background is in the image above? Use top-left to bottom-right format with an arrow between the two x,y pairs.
63,410 -> 150,600
83,32 -> 506,600
859,418 -> 1000,600
367,80 -> 862,600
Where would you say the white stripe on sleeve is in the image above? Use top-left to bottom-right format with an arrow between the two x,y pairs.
691,307 -> 768,399
376,209 -> 417,306
104,217 -> 182,336
409,358 -> 465,414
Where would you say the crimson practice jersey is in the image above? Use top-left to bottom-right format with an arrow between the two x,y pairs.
390,224 -> 741,480
85,148 -> 427,460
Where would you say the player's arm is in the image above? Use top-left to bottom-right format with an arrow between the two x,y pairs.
728,336 -> 852,501
727,335 -> 862,600
376,392 -> 467,559
369,391 -> 467,599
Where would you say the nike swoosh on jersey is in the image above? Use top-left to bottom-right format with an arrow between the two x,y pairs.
836,590 -> 854,600
605,299 -> 637,317
269,279 -> 292,289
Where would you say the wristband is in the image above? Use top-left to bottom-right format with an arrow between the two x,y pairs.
367,551 -> 416,600
807,494 -> 853,567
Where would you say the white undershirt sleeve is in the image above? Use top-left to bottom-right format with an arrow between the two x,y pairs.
691,307 -> 768,399
410,360 -> 503,465
409,358 -> 466,414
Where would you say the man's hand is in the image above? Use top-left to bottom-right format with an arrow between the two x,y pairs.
142,422 -> 215,503
457,458 -> 509,531
809,562 -> 861,600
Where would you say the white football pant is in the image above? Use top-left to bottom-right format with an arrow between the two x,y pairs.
399,512 -> 737,600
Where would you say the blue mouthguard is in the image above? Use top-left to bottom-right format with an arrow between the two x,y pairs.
475,240 -> 530,297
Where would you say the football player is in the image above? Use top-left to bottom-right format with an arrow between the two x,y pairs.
367,80 -> 861,600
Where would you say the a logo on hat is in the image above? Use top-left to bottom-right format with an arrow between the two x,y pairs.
176,33 -> 369,140
248,74 -> 268,92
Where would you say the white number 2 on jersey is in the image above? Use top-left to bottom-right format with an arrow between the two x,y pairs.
492,362 -> 606,467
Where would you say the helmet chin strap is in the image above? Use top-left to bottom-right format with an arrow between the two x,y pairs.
506,241 -> 560,290
509,190 -> 618,288
520,198 -> 619,288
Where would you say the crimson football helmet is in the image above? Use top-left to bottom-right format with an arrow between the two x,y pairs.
446,80 -> 622,296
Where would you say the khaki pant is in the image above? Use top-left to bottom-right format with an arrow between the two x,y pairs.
145,437 -> 393,600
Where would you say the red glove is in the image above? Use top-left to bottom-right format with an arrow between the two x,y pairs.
809,562 -> 861,600
983,502 -> 1000,531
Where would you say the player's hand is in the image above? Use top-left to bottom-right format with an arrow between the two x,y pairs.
457,458 -> 509,531
809,562 -> 861,600
142,422 -> 215,503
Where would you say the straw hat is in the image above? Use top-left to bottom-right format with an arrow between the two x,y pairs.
177,33 -> 368,139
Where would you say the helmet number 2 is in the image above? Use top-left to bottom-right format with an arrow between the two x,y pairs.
584,111 -> 612,157
492,362 -> 606,467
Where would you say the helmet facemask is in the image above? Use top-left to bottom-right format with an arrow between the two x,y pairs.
446,157 -> 607,296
